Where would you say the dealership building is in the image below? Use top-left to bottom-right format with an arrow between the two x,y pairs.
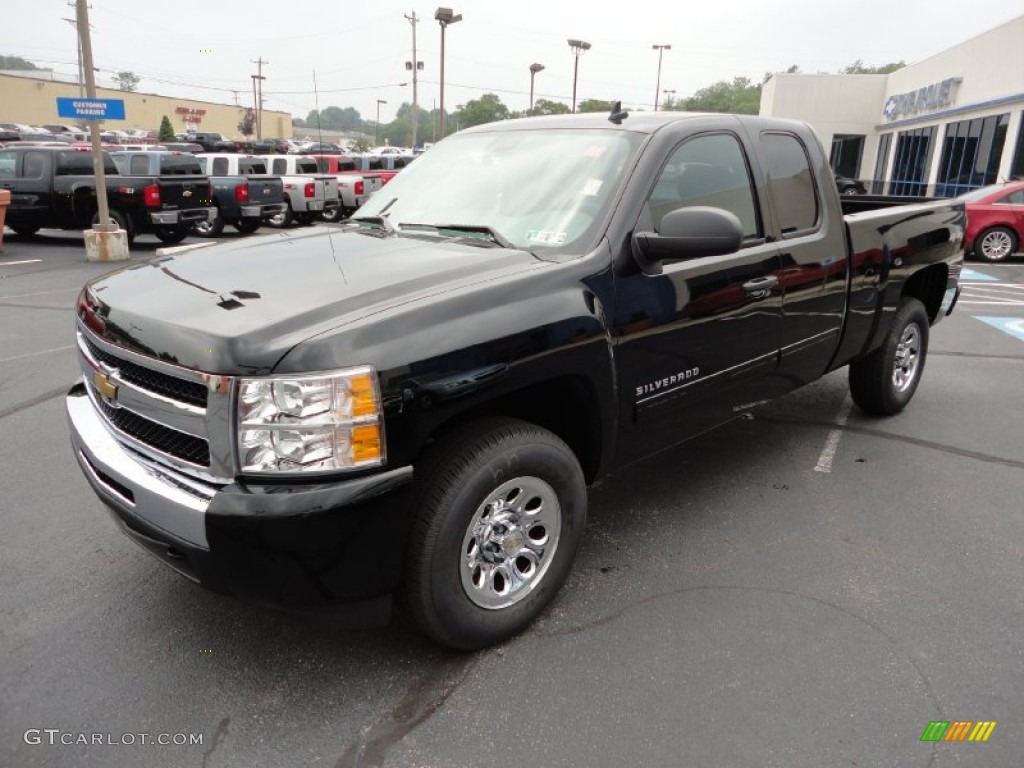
760,14 -> 1024,196
0,70 -> 292,140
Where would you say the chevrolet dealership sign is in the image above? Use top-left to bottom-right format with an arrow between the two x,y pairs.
882,78 -> 961,122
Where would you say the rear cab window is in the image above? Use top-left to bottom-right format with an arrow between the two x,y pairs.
761,132 -> 821,236
160,154 -> 204,175
239,160 -> 266,174
56,151 -> 117,176
297,160 -> 318,174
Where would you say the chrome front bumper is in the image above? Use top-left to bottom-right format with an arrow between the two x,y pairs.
67,383 -> 215,548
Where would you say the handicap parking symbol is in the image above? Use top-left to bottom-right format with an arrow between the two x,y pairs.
975,316 -> 1024,342
960,268 -> 999,282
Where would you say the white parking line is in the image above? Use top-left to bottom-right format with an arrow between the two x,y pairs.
0,287 -> 79,301
814,397 -> 851,473
0,344 -> 75,364
0,259 -> 43,266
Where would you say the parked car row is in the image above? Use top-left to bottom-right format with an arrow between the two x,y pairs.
0,144 -> 402,243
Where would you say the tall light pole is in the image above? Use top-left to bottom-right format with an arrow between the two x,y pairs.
434,7 -> 462,138
652,44 -> 671,111
529,63 -> 544,112
567,39 -> 591,113
404,11 -> 421,150
375,99 -> 387,146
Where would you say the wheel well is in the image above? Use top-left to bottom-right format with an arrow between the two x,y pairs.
423,376 -> 605,483
901,264 -> 947,324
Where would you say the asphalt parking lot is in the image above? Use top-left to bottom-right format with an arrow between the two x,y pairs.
2,228 -> 1022,768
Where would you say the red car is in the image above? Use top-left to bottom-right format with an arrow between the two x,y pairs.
962,181 -> 1024,262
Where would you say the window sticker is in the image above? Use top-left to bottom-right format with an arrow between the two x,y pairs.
526,230 -> 568,244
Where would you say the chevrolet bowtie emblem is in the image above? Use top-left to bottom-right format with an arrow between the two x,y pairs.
93,370 -> 118,401
183,190 -> 193,197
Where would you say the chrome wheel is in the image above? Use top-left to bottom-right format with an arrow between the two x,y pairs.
892,323 -> 921,392
979,228 -> 1015,261
460,476 -> 561,610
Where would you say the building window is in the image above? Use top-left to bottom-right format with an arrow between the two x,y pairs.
1011,113 -> 1024,180
891,126 -> 936,196
935,113 -> 1009,196
829,135 -> 864,180
872,134 -> 893,194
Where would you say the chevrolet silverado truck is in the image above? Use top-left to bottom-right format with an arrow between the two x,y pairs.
259,154 -> 340,227
66,111 -> 963,650
188,153 -> 287,235
307,154 -> 383,222
1,146 -> 213,244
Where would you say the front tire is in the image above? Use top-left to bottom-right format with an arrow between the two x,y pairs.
849,298 -> 929,415
406,418 -> 587,650
320,205 -> 343,223
975,226 -> 1018,262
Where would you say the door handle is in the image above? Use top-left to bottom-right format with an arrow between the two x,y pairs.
742,276 -> 778,297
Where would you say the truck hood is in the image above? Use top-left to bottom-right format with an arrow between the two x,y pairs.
79,227 -> 546,373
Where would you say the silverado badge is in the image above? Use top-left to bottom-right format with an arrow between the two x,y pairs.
93,370 -> 118,401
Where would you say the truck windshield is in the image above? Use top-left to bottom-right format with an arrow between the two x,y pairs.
357,128 -> 643,253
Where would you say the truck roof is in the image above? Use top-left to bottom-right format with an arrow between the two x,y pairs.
462,111 -> 803,135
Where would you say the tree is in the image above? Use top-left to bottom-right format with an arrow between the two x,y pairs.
237,108 -> 256,137
114,71 -> 140,92
840,59 -> 906,75
158,115 -> 175,142
577,99 -> 613,114
350,137 -> 372,153
0,54 -> 39,70
458,94 -> 509,129
529,99 -> 570,116
682,77 -> 761,115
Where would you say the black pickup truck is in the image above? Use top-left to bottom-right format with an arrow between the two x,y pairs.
66,112 -> 963,649
0,146 -> 213,244
113,151 -> 287,237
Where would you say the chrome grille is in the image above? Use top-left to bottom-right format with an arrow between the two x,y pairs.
94,395 -> 211,466
82,335 -> 207,408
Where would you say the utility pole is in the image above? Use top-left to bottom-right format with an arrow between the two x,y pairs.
64,1 -> 89,98
250,57 -> 268,139
405,11 -> 420,150
76,0 -> 111,232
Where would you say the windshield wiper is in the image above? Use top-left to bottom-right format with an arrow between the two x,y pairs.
397,223 -> 514,249
349,215 -> 396,235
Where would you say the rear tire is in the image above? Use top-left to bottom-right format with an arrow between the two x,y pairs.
10,225 -> 40,237
233,220 -> 260,234
406,417 -> 587,650
154,227 -> 189,244
849,298 -> 929,415
192,210 -> 224,237
266,202 -> 293,228
974,226 -> 1018,262
320,205 -> 343,223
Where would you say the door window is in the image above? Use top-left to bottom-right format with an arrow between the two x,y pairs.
23,151 -> 48,178
762,132 -> 820,235
648,133 -> 761,240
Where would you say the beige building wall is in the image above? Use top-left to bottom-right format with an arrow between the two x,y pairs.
760,14 -> 1024,186
0,73 -> 292,139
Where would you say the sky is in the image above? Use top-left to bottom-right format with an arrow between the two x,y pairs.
2,0 -> 1022,124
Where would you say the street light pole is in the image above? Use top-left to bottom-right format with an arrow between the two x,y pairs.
567,39 -> 591,113
652,44 -> 671,111
529,63 -> 544,112
375,99 -> 387,146
434,7 -> 462,138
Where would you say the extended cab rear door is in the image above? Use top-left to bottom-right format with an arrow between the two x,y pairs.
748,127 -> 849,386
612,125 -> 783,462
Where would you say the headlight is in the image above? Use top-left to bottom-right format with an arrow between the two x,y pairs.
236,366 -> 384,473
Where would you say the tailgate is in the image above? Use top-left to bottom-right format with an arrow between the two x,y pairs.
158,175 -> 210,210
247,177 -> 285,205
313,175 -> 337,200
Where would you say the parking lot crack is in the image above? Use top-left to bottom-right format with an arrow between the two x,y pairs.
0,386 -> 67,421
200,716 -> 230,768
761,415 -> 1024,470
335,655 -> 480,768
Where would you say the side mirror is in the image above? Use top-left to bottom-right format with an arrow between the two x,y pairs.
632,206 -> 743,275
